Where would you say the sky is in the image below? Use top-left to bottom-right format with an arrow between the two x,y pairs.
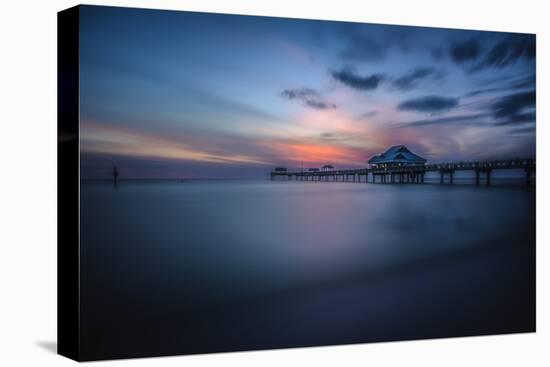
79,5 -> 536,179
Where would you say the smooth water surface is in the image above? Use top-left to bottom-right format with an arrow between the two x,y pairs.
80,180 -> 535,360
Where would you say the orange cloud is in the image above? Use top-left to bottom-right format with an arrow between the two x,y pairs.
81,121 -> 269,165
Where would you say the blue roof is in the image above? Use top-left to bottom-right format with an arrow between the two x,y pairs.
368,145 -> 426,165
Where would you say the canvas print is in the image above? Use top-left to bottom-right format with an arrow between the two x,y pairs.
58,5 -> 536,361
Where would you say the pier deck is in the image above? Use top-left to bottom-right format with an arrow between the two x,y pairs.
271,158 -> 535,186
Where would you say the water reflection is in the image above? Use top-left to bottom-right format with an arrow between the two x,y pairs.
79,180 -> 535,360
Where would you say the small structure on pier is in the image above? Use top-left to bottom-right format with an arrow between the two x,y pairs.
308,168 -> 320,172
273,167 -> 287,173
321,164 -> 334,171
368,145 -> 426,168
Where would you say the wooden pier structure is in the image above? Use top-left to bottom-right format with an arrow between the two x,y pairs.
270,158 -> 536,186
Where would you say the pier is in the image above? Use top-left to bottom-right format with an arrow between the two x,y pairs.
270,158 -> 536,186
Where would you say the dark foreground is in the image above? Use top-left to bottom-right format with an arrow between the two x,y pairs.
79,181 -> 535,360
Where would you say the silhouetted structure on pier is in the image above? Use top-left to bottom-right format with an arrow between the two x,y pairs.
368,145 -> 426,167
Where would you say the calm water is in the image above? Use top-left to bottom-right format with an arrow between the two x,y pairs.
80,180 -> 535,360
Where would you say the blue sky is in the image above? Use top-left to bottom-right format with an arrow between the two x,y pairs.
79,5 -> 535,179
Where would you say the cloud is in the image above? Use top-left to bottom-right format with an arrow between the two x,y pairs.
319,132 -> 351,142
357,111 -> 377,119
304,99 -> 336,110
473,35 -> 535,71
463,74 -> 535,97
400,90 -> 536,128
450,35 -> 535,72
510,74 -> 536,89
80,121 -> 271,167
330,68 -> 385,91
280,88 -> 337,110
335,23 -> 428,62
463,87 -> 509,98
491,90 -> 536,125
398,96 -> 459,113
450,39 -> 480,63
337,24 -> 389,62
392,67 -> 444,90
399,113 -> 487,127
494,112 -> 536,125
331,66 -> 444,93
511,126 -> 535,134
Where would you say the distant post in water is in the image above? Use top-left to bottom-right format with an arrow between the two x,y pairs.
112,166 -> 119,187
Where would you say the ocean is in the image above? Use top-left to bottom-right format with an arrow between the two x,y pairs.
79,180 -> 535,360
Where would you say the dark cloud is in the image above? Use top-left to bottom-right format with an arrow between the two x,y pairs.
463,74 -> 535,97
509,74 -> 536,89
357,111 -> 377,119
491,90 -> 536,125
336,23 -> 408,62
400,90 -> 536,128
280,88 -> 337,110
304,99 -> 336,110
319,132 -> 350,142
398,96 -> 459,113
450,35 -> 535,72
392,67 -> 444,90
493,111 -> 536,125
334,23 -> 458,63
473,35 -> 535,71
463,87 -> 509,98
450,39 -> 480,63
340,31 -> 387,61
281,88 -> 317,100
399,113 -> 487,127
511,126 -> 536,134
332,66 -> 444,93
331,68 -> 385,91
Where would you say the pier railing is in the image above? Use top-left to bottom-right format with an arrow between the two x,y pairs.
270,158 -> 535,186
